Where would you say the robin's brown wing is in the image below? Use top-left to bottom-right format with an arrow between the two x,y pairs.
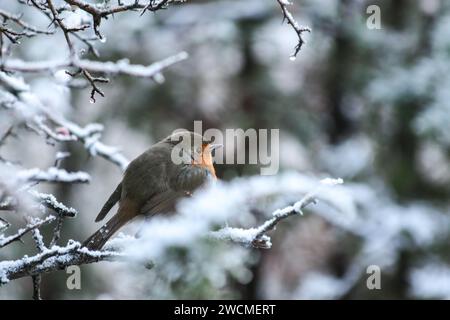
140,164 -> 211,217
139,189 -> 187,217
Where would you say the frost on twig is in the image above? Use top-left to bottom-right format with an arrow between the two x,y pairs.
63,0 -> 178,38
0,240 -> 120,285
0,72 -> 130,170
18,167 -> 91,184
29,222 -> 46,301
211,178 -> 344,249
31,191 -> 77,218
0,216 -> 55,249
2,52 -> 189,102
276,0 -> 311,59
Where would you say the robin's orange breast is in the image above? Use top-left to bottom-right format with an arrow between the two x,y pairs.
193,144 -> 217,178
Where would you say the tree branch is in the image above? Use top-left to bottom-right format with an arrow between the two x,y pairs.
31,191 -> 77,218
0,216 -> 55,249
211,178 -> 343,249
0,74 -> 131,170
276,0 -> 311,59
32,275 -> 42,300
0,240 -> 120,285
18,167 -> 91,184
1,52 -> 188,78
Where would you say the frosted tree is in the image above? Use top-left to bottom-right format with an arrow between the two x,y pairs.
0,0 -> 316,299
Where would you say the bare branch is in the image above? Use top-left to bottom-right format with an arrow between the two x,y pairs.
0,7 -> 53,46
29,218 -> 47,300
32,275 -> 42,300
64,0 -> 175,36
141,0 -> 171,16
0,126 -> 15,148
276,0 -> 311,59
0,217 -> 10,232
0,9 -> 53,36
46,0 -> 80,55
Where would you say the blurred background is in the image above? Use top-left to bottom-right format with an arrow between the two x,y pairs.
1,0 -> 450,299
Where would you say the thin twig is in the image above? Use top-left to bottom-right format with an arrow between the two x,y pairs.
0,216 -> 55,249
0,9 -> 53,35
29,218 -> 46,300
276,0 -> 311,59
32,275 -> 42,300
212,178 -> 343,249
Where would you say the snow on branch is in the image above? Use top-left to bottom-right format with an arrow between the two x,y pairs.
31,191 -> 77,218
0,72 -> 130,170
0,240 -> 120,285
276,0 -> 311,59
18,167 -> 91,184
63,0 -> 179,37
0,215 -> 55,249
1,52 -> 188,80
1,52 -> 188,102
211,178 -> 344,249
0,171 -> 353,296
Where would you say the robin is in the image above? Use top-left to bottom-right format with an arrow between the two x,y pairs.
83,131 -> 221,250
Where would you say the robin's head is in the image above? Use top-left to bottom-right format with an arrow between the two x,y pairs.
165,131 -> 222,175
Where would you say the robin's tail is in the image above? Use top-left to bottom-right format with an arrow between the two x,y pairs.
95,183 -> 122,222
83,214 -> 125,251
83,199 -> 138,251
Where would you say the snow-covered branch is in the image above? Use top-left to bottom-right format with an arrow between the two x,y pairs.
18,167 -> 91,184
0,240 -> 120,285
1,52 -> 188,102
63,0 -> 177,37
211,178 -> 344,249
2,52 -> 188,79
0,215 -> 55,249
31,191 -> 77,218
0,72 -> 130,170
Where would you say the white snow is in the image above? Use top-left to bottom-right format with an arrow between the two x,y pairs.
18,167 -> 91,183
409,262 -> 450,299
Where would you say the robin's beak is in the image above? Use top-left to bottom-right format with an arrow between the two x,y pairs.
209,144 -> 223,152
